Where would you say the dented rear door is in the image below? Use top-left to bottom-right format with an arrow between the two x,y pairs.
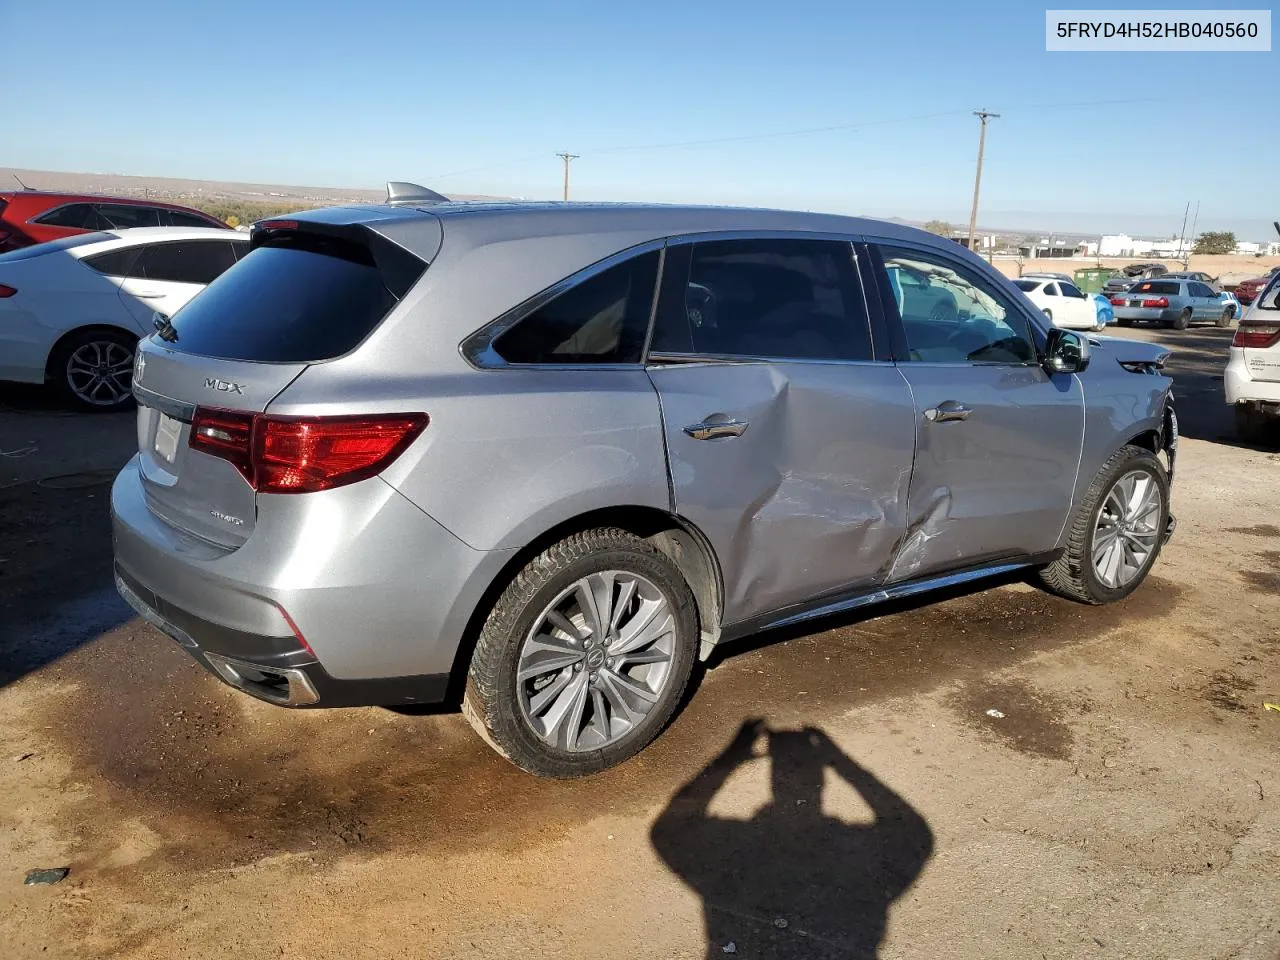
645,237 -> 916,629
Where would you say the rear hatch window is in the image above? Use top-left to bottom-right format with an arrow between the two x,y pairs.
1131,281 -> 1179,295
161,229 -> 422,363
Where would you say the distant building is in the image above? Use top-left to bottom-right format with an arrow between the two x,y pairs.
1235,241 -> 1263,255
949,233 -> 995,251
1097,234 -> 1189,259
1018,238 -> 1076,258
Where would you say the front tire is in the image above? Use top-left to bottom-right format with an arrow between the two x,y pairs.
1038,445 -> 1169,605
463,528 -> 698,778
1216,306 -> 1234,328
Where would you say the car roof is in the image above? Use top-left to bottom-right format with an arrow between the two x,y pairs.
64,226 -> 247,256
0,190 -> 215,211
290,199 -> 962,262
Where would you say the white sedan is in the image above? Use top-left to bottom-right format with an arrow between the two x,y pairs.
0,227 -> 248,410
1011,275 -> 1105,331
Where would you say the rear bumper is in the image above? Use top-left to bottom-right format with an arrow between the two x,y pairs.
1225,353 -> 1280,406
1113,306 -> 1178,324
111,454 -> 517,701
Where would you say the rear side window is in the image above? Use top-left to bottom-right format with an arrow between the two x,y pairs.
95,204 -> 162,229
134,240 -> 238,284
82,247 -> 139,277
164,235 -> 400,362
1011,279 -> 1039,292
649,238 -> 872,361
167,211 -> 219,228
33,203 -> 98,229
493,251 -> 660,364
1132,281 -> 1180,295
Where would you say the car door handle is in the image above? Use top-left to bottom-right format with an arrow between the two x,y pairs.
684,418 -> 749,441
924,401 -> 971,423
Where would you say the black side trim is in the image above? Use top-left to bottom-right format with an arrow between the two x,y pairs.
720,551 -> 1062,643
131,382 -> 196,423
298,666 -> 449,708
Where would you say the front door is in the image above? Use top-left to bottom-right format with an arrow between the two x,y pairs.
646,238 -> 917,628
872,243 -> 1085,582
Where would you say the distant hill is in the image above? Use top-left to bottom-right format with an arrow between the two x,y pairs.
0,167 -> 507,206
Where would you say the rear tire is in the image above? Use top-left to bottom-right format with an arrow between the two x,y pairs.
48,329 -> 137,412
1169,308 -> 1192,331
1235,405 -> 1270,444
1038,444 -> 1169,605
462,528 -> 698,778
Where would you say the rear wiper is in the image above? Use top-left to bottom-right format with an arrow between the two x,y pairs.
152,312 -> 179,343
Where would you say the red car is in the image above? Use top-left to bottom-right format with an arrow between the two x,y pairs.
1235,265 -> 1280,305
0,191 -> 229,253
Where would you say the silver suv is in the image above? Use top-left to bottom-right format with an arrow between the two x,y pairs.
112,192 -> 1178,777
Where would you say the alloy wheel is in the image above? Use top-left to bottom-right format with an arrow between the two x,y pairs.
66,340 -> 134,407
1092,469 -> 1163,589
517,571 -> 676,752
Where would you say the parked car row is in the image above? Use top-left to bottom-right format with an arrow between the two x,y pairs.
0,189 -> 229,253
1110,279 -> 1236,330
0,228 -> 247,408
100,186 -> 1177,777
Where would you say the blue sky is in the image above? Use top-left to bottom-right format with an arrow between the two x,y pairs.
6,0 -> 1277,238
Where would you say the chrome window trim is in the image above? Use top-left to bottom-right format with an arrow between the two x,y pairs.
459,238 -> 668,371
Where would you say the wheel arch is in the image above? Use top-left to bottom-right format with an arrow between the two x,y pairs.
444,504 -> 725,703
43,323 -> 140,382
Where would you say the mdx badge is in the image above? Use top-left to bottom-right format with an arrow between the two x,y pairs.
205,378 -> 246,395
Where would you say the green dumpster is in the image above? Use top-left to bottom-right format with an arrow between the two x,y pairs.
1073,268 -> 1112,294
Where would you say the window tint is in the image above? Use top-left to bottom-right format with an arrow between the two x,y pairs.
168,211 -> 219,228
82,248 -> 139,277
95,204 -> 162,229
878,246 -> 1036,364
1060,282 -> 1085,298
493,251 -> 659,364
1012,279 -> 1040,292
135,240 -> 238,285
649,238 -> 872,361
33,203 -> 97,229
1042,283 -> 1060,296
1190,282 -> 1214,298
165,237 -> 399,362
1132,280 -> 1180,295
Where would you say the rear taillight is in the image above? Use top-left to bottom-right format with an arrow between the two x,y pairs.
0,283 -> 16,298
1141,297 -> 1169,308
189,409 -> 427,494
1232,323 -> 1280,349
1109,296 -> 1125,306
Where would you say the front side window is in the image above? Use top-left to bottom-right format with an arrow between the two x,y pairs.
492,250 -> 659,364
168,210 -> 219,228
1190,282 -> 1214,298
877,245 -> 1036,364
649,238 -> 872,361
134,240 -> 239,285
1060,281 -> 1086,299
94,204 -> 162,229
33,203 -> 97,229
1042,283 -> 1060,297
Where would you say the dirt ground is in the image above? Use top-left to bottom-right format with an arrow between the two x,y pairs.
1,326 -> 1277,960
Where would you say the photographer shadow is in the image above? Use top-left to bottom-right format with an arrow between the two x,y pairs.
651,720 -> 933,959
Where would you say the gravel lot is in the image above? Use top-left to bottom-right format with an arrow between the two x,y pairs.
1,325 -> 1277,960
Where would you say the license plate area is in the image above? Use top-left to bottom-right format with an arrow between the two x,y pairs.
154,413 -> 182,464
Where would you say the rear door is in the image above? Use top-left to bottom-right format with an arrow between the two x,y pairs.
868,242 -> 1084,582
131,223 -> 426,548
116,239 -> 241,326
646,237 -> 916,628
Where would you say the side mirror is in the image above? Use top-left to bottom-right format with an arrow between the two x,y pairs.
1044,328 -> 1090,375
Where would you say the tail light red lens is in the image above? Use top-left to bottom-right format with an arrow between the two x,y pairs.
1232,323 -> 1280,349
189,409 -> 427,494
1141,297 -> 1169,308
1109,296 -> 1125,306
0,283 -> 17,298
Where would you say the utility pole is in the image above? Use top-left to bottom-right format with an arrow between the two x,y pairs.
1176,201 -> 1190,261
556,152 -> 579,202
967,110 -> 999,254
1186,200 -> 1200,266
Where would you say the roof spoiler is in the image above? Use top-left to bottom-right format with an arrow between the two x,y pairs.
386,181 -> 450,207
